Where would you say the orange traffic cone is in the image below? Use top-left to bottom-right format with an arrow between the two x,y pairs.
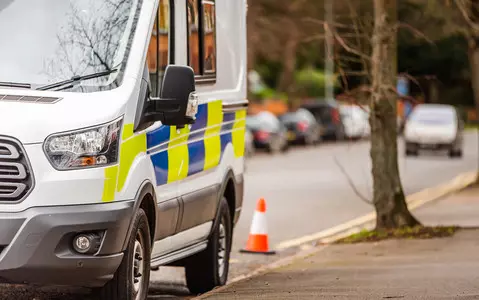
240,198 -> 276,255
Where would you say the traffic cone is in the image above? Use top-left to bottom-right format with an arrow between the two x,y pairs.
240,198 -> 276,255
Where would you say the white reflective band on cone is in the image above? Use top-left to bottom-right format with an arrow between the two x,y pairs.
249,211 -> 268,235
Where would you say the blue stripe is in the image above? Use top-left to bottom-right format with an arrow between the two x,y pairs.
146,102 -> 244,186
147,125 -> 170,150
221,112 -> 235,134
150,151 -> 169,185
188,140 -> 205,176
223,112 -> 235,123
189,103 -> 208,134
220,132 -> 232,156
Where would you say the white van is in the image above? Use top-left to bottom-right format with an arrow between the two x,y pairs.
0,0 -> 247,298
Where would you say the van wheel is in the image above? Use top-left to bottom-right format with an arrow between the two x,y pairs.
185,197 -> 232,295
94,209 -> 151,300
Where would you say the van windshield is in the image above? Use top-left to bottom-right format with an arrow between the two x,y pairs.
0,0 -> 141,92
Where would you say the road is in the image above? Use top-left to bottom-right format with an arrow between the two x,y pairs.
0,131 -> 477,299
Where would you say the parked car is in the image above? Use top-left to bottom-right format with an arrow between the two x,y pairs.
278,108 -> 323,145
300,100 -> 345,140
246,111 -> 289,153
339,105 -> 370,140
403,104 -> 464,158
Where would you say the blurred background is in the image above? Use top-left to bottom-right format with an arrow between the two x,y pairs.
244,0 -> 478,150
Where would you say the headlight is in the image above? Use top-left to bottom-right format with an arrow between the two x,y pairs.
44,118 -> 122,170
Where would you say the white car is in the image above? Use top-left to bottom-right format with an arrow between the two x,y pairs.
339,105 -> 370,140
403,104 -> 463,158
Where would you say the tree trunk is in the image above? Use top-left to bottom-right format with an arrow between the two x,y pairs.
467,37 -> 479,181
246,0 -> 260,97
428,80 -> 439,103
370,0 -> 420,230
246,1 -> 260,73
277,21 -> 299,95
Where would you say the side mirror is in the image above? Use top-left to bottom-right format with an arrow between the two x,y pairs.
143,65 -> 198,127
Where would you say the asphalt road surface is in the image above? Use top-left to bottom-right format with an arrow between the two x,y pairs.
1,131 -> 477,299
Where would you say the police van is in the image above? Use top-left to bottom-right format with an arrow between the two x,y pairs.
0,0 -> 247,298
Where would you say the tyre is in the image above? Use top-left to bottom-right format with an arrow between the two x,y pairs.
405,148 -> 418,156
314,131 -> 322,145
303,133 -> 314,146
281,144 -> 289,153
449,148 -> 463,158
94,209 -> 151,300
448,149 -> 455,158
185,197 -> 232,295
405,142 -> 418,156
267,137 -> 281,154
335,127 -> 345,141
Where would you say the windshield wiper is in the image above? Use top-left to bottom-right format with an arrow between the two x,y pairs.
0,81 -> 32,89
36,69 -> 118,91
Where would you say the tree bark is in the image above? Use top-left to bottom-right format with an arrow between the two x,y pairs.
468,39 -> 479,108
370,0 -> 420,230
247,1 -> 260,73
277,21 -> 299,95
465,0 -> 479,181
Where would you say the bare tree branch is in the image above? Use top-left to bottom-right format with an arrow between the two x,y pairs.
333,156 -> 372,205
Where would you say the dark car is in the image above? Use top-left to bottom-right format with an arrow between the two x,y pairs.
246,111 -> 289,153
300,100 -> 345,140
278,108 -> 323,145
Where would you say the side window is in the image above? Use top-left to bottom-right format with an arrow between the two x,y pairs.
146,15 -> 159,96
187,0 -> 200,75
159,0 -> 170,73
187,0 -> 216,81
203,0 -> 216,74
146,0 -> 171,97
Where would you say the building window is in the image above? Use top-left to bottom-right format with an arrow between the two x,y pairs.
147,0 -> 171,97
187,0 -> 216,80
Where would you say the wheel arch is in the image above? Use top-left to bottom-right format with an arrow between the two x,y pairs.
122,180 -> 157,250
209,169 -> 238,238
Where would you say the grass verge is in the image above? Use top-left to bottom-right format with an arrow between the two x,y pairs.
335,225 -> 460,244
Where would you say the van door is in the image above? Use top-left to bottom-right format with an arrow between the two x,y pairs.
168,0 -> 222,251
143,1 -> 181,257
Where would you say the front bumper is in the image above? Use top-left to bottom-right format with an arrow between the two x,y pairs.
0,200 -> 134,287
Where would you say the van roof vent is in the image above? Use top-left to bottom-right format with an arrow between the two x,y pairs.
0,94 -> 61,104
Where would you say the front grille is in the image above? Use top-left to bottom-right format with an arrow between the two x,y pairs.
0,137 -> 33,202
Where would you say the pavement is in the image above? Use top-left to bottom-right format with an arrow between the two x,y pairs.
197,185 -> 479,299
0,132 -> 476,299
